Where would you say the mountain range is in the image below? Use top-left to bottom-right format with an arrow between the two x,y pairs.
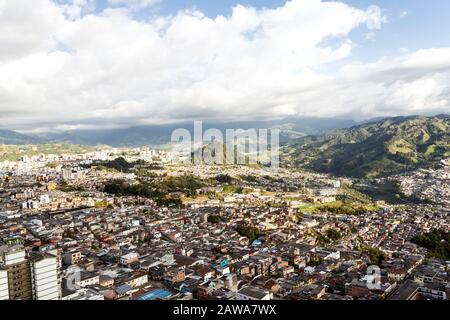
283,114 -> 450,178
0,130 -> 42,145
0,117 -> 357,147
1,114 -> 449,178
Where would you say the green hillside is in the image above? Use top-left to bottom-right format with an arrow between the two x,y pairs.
284,115 -> 450,178
0,130 -> 41,145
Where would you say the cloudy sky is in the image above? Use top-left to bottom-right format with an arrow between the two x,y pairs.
1,0 -> 449,132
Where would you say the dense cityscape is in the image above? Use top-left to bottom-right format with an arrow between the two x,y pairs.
1,147 -> 448,301
0,0 -> 449,312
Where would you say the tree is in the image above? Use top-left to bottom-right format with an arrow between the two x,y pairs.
215,174 -> 233,184
326,229 -> 342,241
236,226 -> 260,242
411,230 -> 450,260
365,247 -> 386,266
207,215 -> 225,224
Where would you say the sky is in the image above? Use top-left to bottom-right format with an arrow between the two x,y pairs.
1,0 -> 449,132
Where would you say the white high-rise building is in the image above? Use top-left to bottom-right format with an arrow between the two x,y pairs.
2,248 -> 26,266
29,252 -> 60,300
0,270 -> 8,300
0,247 -> 32,300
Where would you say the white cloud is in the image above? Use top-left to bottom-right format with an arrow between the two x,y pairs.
108,0 -> 162,11
59,0 -> 96,20
0,0 -> 65,61
0,0 -> 448,131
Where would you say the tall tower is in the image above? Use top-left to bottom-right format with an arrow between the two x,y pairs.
0,248 -> 32,300
29,252 -> 61,300
0,246 -> 61,300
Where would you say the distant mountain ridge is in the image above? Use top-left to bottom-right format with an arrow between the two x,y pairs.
284,114 -> 450,178
0,129 -> 42,145
2,114 -> 449,179
27,117 -> 359,147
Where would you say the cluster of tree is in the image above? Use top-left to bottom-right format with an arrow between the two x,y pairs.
85,157 -> 146,173
142,209 -> 161,219
136,170 -> 161,178
386,151 -> 416,165
263,175 -> 284,183
337,184 -> 373,204
315,233 -> 330,246
99,157 -> 136,172
411,230 -> 450,260
105,174 -> 203,198
365,247 -> 386,266
314,202 -> 370,215
163,174 -> 204,197
240,175 -> 258,183
57,181 -> 85,192
326,229 -> 343,241
236,225 -> 261,242
104,180 -> 161,198
155,197 -> 183,208
103,175 -> 204,207
215,174 -> 234,184
211,246 -> 224,256
222,185 -> 243,194
314,229 -> 342,246
307,257 -> 324,267
207,215 -> 226,224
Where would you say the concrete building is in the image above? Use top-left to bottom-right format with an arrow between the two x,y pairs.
0,247 -> 61,300
0,248 -> 32,300
63,251 -> 82,265
29,252 -> 60,300
0,270 -> 8,300
236,287 -> 272,300
120,252 -> 139,266
62,288 -> 104,301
